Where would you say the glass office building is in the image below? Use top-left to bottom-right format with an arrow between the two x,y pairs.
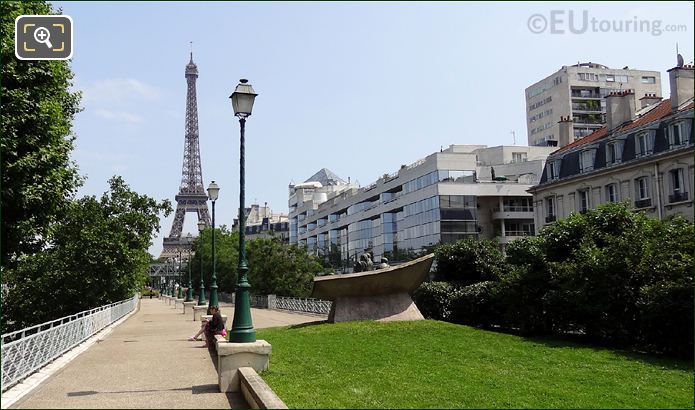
288,145 -> 555,266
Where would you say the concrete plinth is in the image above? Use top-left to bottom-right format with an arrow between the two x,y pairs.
215,337 -> 271,393
193,305 -> 207,321
183,301 -> 196,314
328,292 -> 424,323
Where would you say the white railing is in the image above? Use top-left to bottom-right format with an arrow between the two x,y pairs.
1,295 -> 138,392
275,296 -> 331,315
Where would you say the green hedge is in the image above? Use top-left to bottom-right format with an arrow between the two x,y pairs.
414,203 -> 694,358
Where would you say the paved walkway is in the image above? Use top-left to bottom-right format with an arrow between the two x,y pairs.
11,298 -> 323,409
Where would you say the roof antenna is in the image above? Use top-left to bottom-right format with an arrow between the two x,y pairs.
510,131 -> 516,145
189,41 -> 193,62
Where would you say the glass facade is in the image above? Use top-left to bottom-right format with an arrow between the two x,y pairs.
382,212 -> 399,257
289,217 -> 298,244
439,195 -> 478,243
399,196 -> 440,251
347,219 -> 374,259
402,170 -> 475,194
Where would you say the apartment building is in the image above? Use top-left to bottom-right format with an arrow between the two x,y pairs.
529,63 -> 694,228
526,62 -> 662,147
288,145 -> 555,264
232,203 -> 290,243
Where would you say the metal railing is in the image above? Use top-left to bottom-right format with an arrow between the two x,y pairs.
224,293 -> 331,316
275,296 -> 332,315
1,295 -> 138,392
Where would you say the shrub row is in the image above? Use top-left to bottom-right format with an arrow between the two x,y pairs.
414,203 -> 693,358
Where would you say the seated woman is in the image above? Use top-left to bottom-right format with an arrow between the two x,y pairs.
188,305 -> 225,346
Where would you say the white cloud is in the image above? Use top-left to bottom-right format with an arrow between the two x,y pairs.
94,109 -> 144,124
83,78 -> 160,103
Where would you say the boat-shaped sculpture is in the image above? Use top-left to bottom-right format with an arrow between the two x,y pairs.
311,253 -> 435,323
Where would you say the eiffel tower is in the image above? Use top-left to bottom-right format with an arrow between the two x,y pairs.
160,52 -> 211,259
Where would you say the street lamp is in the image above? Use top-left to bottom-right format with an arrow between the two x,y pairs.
177,250 -> 184,299
166,258 -> 173,296
197,219 -> 207,305
185,233 -> 194,302
207,180 -> 220,313
229,79 -> 258,343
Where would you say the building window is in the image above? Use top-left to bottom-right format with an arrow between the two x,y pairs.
579,150 -> 595,172
578,189 -> 590,212
512,152 -> 527,163
635,132 -> 654,157
605,183 -> 619,203
669,168 -> 689,203
634,177 -> 652,208
605,141 -> 623,165
606,74 -> 615,82
615,75 -> 628,83
547,160 -> 561,180
668,122 -> 688,148
641,76 -> 656,84
545,197 -> 556,223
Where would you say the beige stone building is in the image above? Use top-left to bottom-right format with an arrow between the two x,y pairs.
529,63 -> 694,229
233,203 -> 290,243
525,62 -> 662,147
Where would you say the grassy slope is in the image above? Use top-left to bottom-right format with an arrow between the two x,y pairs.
256,320 -> 693,409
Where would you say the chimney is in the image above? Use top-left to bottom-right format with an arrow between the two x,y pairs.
639,93 -> 663,109
605,90 -> 636,131
667,64 -> 694,110
558,116 -> 574,147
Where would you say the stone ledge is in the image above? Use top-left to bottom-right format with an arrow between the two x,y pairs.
217,339 -> 271,356
214,338 -> 271,392
239,367 -> 288,409
182,301 -> 196,314
193,305 -> 207,321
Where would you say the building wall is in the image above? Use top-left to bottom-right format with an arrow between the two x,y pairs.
533,148 -> 693,228
290,145 -> 551,265
526,64 -> 662,147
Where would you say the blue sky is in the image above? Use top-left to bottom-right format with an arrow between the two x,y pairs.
53,1 -> 694,257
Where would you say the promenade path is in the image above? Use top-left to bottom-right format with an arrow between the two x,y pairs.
11,298 -> 323,409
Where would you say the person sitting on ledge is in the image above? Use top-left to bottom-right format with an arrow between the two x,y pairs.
188,305 -> 225,347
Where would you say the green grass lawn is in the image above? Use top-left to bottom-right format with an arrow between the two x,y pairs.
256,320 -> 693,409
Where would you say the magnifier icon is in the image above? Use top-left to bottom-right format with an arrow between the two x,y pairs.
34,27 -> 53,49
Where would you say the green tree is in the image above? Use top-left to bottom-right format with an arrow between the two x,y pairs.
433,239 -> 505,284
2,177 -> 171,332
1,1 -> 83,267
247,238 -> 322,297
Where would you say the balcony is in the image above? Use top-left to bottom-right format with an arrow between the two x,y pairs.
668,191 -> 689,204
492,207 -> 534,220
634,198 -> 652,209
545,215 -> 556,223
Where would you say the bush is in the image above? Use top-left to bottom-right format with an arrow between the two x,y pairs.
449,281 -> 500,328
414,204 -> 693,358
434,239 -> 505,284
413,282 -> 455,321
636,280 -> 693,357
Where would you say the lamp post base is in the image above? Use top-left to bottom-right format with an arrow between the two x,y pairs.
228,328 -> 257,344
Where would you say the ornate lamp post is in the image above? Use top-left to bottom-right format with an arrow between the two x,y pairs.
207,181 -> 220,313
185,233 -> 194,302
177,250 -> 184,299
229,79 -> 258,343
197,219 -> 207,305
166,258 -> 172,296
